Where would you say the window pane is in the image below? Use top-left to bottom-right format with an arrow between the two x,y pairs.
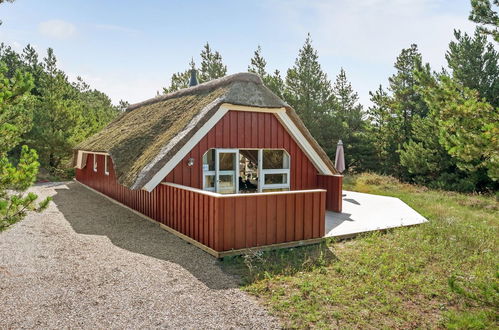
219,174 -> 235,194
263,150 -> 289,169
264,173 -> 288,185
204,175 -> 215,188
219,153 -> 235,171
203,149 -> 215,171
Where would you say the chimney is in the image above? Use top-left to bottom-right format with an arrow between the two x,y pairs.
189,69 -> 198,87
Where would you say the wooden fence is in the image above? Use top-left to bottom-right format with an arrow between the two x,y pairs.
317,174 -> 343,212
158,183 -> 326,252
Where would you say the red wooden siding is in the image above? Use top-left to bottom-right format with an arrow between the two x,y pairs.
164,110 -> 318,190
317,175 -> 343,212
157,184 -> 325,251
76,154 -> 327,252
76,154 -> 158,219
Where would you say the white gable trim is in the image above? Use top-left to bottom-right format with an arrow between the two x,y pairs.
142,103 -> 333,192
142,105 -> 230,191
274,112 -> 333,175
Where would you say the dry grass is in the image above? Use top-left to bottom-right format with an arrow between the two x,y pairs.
222,173 -> 499,328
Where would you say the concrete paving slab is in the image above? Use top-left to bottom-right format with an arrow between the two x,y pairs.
325,190 -> 427,238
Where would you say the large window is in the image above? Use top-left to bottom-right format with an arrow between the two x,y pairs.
260,149 -> 290,192
202,148 -> 290,193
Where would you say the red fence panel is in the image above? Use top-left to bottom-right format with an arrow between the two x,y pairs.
317,174 -> 343,212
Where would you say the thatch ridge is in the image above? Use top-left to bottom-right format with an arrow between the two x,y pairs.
127,72 -> 263,111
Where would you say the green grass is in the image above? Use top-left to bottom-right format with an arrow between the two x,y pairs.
222,173 -> 499,329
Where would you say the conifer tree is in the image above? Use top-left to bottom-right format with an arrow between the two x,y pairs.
446,29 -> 499,107
163,58 -> 196,93
248,45 -> 267,79
332,68 -> 374,171
284,34 -> 335,151
248,46 -> 285,97
0,62 -> 50,230
199,42 -> 227,82
368,44 -> 430,177
26,49 -> 81,170
469,0 -> 499,42
266,69 -> 286,99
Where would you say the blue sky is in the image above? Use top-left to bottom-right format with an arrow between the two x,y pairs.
1,0 -> 479,106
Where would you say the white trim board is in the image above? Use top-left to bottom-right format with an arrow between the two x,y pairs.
75,150 -> 109,169
142,105 -> 230,192
162,182 -> 325,198
141,103 -> 333,191
275,112 -> 332,175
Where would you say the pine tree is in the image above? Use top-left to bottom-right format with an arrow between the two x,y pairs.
248,45 -> 267,79
163,58 -> 196,94
446,29 -> 499,107
469,0 -> 499,42
422,75 -> 498,187
247,46 -> 285,97
368,44 -> 430,177
199,42 -> 227,82
26,49 -> 81,171
266,69 -> 286,99
368,85 -> 401,175
332,68 -> 374,171
0,62 -> 50,230
284,34 -> 334,150
388,44 -> 429,141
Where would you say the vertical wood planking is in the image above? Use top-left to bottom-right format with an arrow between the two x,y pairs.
246,196 -> 257,247
234,197 -> 245,249
312,192 -> 320,238
266,194 -> 277,245
256,196 -> 267,246
285,194 -> 295,241
303,193 -> 313,240
276,194 -> 286,243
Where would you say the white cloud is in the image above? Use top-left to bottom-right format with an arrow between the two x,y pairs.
38,20 -> 76,39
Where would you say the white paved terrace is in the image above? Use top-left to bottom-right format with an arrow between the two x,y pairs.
325,190 -> 427,238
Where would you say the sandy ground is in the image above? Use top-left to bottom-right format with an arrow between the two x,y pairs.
0,182 -> 279,329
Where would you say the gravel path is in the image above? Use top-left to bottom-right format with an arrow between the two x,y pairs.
0,182 -> 280,329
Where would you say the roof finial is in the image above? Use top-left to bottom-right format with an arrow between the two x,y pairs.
188,57 -> 198,87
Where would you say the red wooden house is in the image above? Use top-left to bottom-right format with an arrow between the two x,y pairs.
74,73 -> 342,257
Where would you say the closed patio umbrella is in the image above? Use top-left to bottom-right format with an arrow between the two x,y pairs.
335,140 -> 345,173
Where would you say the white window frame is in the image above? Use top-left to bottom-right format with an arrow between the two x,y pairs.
259,149 -> 290,192
93,154 -> 98,172
202,150 -> 216,192
104,155 -> 109,175
202,148 -> 290,194
215,149 -> 239,194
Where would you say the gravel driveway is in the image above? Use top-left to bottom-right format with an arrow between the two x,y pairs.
0,182 -> 279,329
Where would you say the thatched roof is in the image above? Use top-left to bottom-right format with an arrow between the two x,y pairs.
75,72 -> 337,190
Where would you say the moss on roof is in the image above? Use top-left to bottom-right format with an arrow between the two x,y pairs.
76,87 -> 227,187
